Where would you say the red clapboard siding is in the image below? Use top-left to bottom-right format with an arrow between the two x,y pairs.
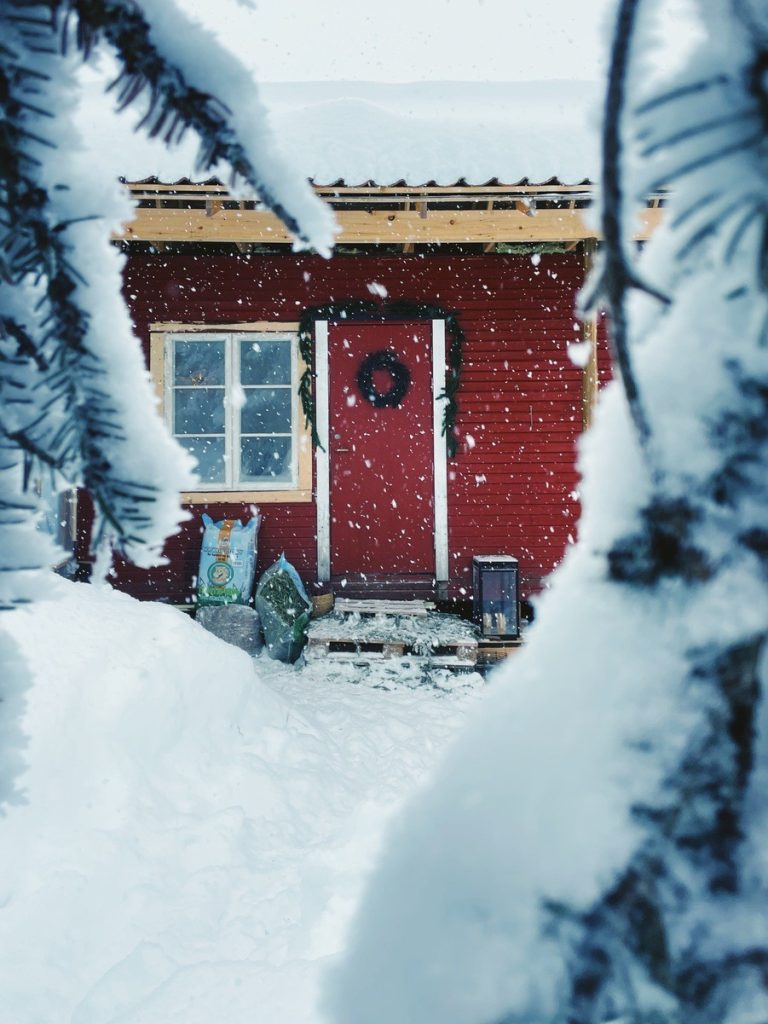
95,252 -> 587,603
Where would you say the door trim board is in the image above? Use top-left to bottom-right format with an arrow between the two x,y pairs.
432,318 -> 449,582
316,320 -> 331,581
315,318 -> 449,584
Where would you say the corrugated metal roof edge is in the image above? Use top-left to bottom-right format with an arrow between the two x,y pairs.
121,175 -> 594,189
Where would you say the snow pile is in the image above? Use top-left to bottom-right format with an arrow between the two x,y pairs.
307,610 -> 477,652
0,581 -> 481,1023
323,3 -> 768,1020
326,371 -> 768,1024
76,78 -> 600,186
323,461 -> 699,1023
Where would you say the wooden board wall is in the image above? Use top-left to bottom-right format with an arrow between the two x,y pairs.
94,251 -> 601,604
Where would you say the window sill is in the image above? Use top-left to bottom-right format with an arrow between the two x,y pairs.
182,488 -> 312,505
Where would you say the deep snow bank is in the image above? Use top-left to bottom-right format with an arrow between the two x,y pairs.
0,580 -> 481,1023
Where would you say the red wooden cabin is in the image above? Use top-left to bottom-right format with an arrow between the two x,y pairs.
75,174 -> 660,611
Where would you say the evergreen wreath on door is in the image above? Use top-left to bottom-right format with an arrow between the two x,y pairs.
356,350 -> 411,408
297,299 -> 464,455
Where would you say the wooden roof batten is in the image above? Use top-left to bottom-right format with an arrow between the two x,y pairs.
114,180 -> 665,247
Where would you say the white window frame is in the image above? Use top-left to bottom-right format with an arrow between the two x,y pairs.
150,322 -> 312,504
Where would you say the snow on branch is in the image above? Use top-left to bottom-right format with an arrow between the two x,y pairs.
0,0 -> 334,591
55,0 -> 336,254
0,0 -> 334,806
326,1 -> 768,1022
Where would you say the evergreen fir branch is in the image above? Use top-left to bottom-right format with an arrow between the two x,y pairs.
554,11 -> 768,1022
599,0 -> 654,453
49,0 -> 312,245
722,201 -> 765,263
0,316 -> 50,369
645,129 -> 765,192
668,189 -> 722,229
635,107 -> 757,159
669,195 -> 758,264
632,73 -> 732,116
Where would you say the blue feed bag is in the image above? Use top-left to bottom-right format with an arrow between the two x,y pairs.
197,513 -> 260,607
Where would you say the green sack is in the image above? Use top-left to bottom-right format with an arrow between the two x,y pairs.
255,555 -> 312,663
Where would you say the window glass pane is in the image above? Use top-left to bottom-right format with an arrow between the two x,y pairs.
174,340 -> 225,386
180,436 -> 226,485
174,387 -> 226,435
240,437 -> 292,482
241,388 -> 291,434
240,339 -> 291,385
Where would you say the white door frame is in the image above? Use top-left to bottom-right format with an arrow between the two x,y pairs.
315,318 -> 449,582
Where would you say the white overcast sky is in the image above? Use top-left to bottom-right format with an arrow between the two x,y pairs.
185,0 -> 617,83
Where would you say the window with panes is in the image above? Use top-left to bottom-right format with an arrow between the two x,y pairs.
167,332 -> 297,490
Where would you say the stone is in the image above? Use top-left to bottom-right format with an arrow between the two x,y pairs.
195,604 -> 262,658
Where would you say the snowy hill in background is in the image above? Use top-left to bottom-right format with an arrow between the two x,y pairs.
259,81 -> 600,185
0,581 -> 482,1023
76,75 -> 601,185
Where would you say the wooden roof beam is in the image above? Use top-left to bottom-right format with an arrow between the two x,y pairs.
115,204 -> 662,245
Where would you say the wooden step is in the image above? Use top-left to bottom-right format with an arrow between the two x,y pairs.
333,598 -> 435,617
329,574 -> 437,600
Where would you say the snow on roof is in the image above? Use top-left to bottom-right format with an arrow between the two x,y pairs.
259,81 -> 602,187
77,77 -> 601,188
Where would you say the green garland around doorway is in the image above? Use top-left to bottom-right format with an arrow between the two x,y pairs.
297,299 -> 464,457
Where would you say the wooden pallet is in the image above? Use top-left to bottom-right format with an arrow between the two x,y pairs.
305,636 -> 478,668
477,638 -> 525,666
305,600 -> 479,669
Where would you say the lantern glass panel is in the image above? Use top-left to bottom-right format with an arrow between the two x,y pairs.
473,555 -> 519,639
483,572 -> 516,636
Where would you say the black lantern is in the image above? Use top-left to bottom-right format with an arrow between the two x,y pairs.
472,555 -> 520,639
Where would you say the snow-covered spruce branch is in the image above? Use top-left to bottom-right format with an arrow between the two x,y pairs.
51,0 -> 335,250
0,0 -> 334,602
1,10 -> 170,563
546,0 -> 768,1018
596,0 -> 655,455
325,3 -> 768,1023
0,0 -> 334,805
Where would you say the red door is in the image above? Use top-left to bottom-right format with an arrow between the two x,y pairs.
329,321 -> 434,576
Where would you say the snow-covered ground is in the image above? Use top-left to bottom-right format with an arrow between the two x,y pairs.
0,580 -> 484,1024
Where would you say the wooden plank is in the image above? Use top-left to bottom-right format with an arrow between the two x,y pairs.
305,638 -> 330,659
477,644 -> 524,665
315,320 -> 330,581
403,201 -> 414,253
149,332 -> 164,407
150,321 -> 300,332
483,199 -> 496,253
127,192 -> 592,208
334,598 -> 435,616
383,642 -> 406,659
116,206 -> 663,245
581,240 -> 599,431
432,318 -> 449,583
180,488 -> 312,505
